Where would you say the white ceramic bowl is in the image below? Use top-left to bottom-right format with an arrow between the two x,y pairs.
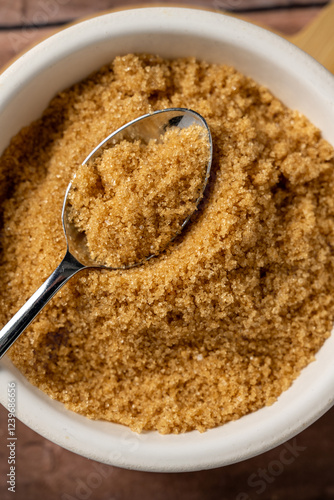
1,7 -> 334,472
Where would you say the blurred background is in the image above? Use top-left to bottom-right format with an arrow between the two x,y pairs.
0,1 -> 334,499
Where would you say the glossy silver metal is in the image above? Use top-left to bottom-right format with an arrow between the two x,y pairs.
0,108 -> 212,359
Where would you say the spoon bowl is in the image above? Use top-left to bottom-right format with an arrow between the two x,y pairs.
0,107 -> 212,358
63,108 -> 212,268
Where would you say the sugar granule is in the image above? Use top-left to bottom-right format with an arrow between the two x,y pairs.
1,54 -> 334,434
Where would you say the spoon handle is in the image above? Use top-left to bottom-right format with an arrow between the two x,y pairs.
0,251 -> 85,359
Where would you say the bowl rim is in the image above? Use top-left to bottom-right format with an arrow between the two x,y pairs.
1,5 -> 334,472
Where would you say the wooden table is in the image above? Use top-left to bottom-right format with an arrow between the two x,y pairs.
1,1 -> 333,499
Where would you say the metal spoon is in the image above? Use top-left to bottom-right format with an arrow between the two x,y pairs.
0,108 -> 212,359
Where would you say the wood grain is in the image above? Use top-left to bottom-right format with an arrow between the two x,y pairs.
235,7 -> 322,34
0,0 -> 327,26
0,0 -> 24,25
291,1 -> 334,71
0,28 -> 55,68
0,0 -> 220,25
0,404 -> 333,500
0,0 -> 326,25
0,1 -> 324,68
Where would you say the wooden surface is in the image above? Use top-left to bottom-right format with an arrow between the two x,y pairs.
0,0 -> 328,68
1,1 -> 334,499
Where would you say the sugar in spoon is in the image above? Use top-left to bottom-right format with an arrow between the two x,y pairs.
0,108 -> 212,359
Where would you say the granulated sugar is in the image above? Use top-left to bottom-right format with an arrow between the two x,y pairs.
1,54 -> 334,433
68,125 -> 209,268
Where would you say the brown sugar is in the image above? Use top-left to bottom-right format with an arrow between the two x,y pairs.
67,125 -> 210,268
1,54 -> 334,434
